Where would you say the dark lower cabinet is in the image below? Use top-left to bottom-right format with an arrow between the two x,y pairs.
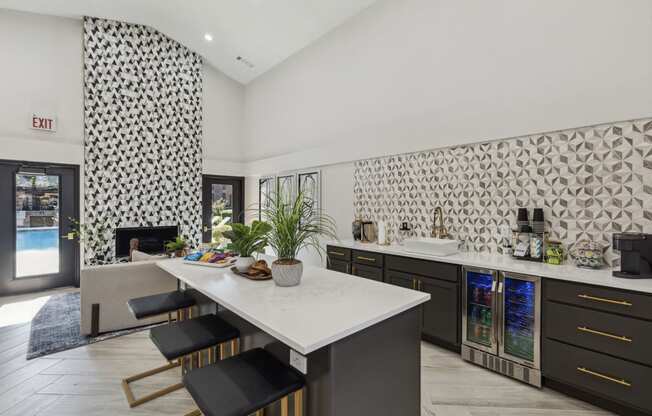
386,272 -> 415,289
543,280 -> 652,416
385,269 -> 460,350
544,339 -> 652,415
419,277 -> 459,347
327,258 -> 350,274
325,246 -> 461,351
352,263 -> 383,281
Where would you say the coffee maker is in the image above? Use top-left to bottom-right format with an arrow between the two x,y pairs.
613,233 -> 652,279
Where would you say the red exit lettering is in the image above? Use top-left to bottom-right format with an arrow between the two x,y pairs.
31,115 -> 55,131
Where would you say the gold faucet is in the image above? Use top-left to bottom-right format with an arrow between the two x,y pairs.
431,207 -> 449,239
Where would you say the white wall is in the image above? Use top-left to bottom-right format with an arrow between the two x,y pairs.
243,0 -> 652,174
203,63 -> 247,174
0,9 -> 84,165
0,9 -> 247,177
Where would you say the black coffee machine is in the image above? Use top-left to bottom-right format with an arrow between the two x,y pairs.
613,233 -> 652,279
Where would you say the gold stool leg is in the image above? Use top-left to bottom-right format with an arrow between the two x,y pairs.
294,388 -> 303,416
121,361 -> 183,408
281,396 -> 289,416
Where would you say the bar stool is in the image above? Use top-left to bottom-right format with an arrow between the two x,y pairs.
127,290 -> 197,323
122,313 -> 240,408
182,348 -> 305,416
122,290 -> 197,407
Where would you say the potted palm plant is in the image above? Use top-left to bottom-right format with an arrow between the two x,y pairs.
223,221 -> 272,272
165,236 -> 188,258
261,191 -> 337,287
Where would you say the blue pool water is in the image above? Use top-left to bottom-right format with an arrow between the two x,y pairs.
16,228 -> 59,251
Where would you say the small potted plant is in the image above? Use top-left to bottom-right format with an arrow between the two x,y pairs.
262,191 -> 337,287
165,236 -> 188,258
223,221 -> 272,272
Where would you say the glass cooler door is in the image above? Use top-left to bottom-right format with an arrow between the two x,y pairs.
498,272 -> 541,369
462,267 -> 498,355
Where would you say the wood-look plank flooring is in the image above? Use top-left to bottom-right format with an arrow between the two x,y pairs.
0,289 -> 614,416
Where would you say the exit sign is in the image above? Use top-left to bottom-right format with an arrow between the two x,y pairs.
31,113 -> 57,132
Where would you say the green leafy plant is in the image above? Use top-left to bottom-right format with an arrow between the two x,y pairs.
261,191 -> 337,264
222,221 -> 272,257
165,236 -> 188,253
64,217 -> 111,262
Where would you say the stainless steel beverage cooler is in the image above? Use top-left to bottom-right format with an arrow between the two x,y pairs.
461,266 -> 542,387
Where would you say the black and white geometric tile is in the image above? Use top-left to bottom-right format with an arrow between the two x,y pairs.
354,118 -> 652,266
83,17 -> 203,264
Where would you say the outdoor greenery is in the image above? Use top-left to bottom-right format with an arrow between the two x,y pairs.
211,199 -> 232,244
222,221 -> 272,257
260,191 -> 337,262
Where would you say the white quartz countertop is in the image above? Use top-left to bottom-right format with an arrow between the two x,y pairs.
329,240 -> 652,294
157,259 -> 430,355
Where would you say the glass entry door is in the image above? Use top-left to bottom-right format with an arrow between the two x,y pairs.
462,267 -> 498,354
202,175 -> 244,244
0,161 -> 79,296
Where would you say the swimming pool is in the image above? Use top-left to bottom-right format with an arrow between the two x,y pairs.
16,228 -> 59,251
16,228 -> 60,277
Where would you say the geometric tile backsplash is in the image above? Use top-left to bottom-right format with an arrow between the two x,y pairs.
83,17 -> 203,265
354,118 -> 652,266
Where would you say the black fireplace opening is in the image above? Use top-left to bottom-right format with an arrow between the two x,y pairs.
115,225 -> 179,258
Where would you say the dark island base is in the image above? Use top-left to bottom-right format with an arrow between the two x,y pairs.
188,288 -> 422,416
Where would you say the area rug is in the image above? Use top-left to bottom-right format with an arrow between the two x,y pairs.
27,292 -> 162,360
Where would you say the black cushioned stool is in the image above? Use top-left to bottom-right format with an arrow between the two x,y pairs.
183,348 -> 305,416
127,290 -> 197,322
122,290 -> 198,408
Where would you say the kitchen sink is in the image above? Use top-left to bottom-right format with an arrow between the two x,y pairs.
403,237 -> 459,256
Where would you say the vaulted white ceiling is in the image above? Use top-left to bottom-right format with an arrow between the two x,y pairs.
0,0 -> 379,84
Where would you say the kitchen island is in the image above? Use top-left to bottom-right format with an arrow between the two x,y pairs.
157,259 -> 430,416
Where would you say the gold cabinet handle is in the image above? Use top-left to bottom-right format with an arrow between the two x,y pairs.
329,251 -> 346,257
577,326 -> 632,343
356,256 -> 376,262
577,294 -> 632,307
418,279 -> 422,291
577,367 -> 631,387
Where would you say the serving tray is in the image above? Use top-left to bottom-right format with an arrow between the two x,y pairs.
183,258 -> 236,268
230,266 -> 272,281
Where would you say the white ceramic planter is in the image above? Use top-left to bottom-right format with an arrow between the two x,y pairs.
271,260 -> 303,287
235,256 -> 255,272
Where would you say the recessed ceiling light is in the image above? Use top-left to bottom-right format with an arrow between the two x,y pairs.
204,33 -> 213,42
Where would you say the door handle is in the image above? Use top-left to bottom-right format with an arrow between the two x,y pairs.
203,225 -> 209,233
497,282 -> 503,294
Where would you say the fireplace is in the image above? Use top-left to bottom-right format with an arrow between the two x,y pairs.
115,226 -> 178,258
